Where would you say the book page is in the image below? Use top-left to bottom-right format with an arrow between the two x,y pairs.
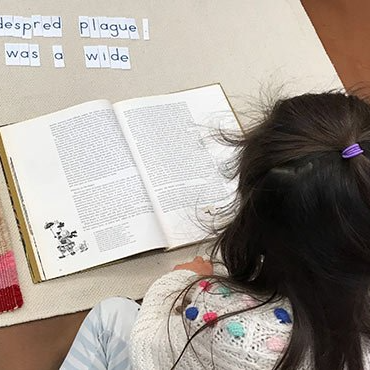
0,100 -> 166,280
114,85 -> 238,248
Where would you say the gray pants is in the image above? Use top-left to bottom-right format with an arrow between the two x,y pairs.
60,297 -> 140,370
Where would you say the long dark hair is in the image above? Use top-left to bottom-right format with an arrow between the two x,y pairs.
174,92 -> 370,369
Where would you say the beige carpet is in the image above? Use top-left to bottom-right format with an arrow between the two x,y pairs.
0,0 -> 342,326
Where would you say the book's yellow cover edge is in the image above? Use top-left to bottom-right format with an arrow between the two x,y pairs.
217,83 -> 245,134
0,133 -> 42,283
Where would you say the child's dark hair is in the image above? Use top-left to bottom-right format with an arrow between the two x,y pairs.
173,91 -> 370,369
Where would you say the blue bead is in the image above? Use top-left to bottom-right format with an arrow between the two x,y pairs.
185,306 -> 199,320
274,308 -> 292,324
226,321 -> 245,337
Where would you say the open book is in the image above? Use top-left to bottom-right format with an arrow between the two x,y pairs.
0,84 -> 239,283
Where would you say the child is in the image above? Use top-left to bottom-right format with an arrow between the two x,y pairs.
61,92 -> 370,370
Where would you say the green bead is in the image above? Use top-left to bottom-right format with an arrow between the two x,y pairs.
218,286 -> 231,297
226,321 -> 245,338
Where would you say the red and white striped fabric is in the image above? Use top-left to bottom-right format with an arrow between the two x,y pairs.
0,204 -> 23,313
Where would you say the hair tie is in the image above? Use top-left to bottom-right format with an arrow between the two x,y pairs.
341,143 -> 364,159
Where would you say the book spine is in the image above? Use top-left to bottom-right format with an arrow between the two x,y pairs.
0,134 -> 42,283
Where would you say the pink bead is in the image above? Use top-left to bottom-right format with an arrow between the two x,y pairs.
266,337 -> 287,352
199,280 -> 212,292
203,311 -> 218,324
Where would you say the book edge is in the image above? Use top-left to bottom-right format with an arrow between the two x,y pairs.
0,134 -> 42,283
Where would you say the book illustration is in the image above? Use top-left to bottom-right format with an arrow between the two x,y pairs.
44,220 -> 88,259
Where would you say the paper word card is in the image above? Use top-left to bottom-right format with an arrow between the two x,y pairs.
0,15 -> 62,38
79,16 -> 144,39
5,43 -> 40,66
83,45 -> 130,69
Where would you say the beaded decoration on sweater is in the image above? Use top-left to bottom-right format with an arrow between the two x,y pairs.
130,270 -> 295,370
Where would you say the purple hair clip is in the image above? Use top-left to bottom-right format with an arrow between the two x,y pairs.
341,143 -> 364,159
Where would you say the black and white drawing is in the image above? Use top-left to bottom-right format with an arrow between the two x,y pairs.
44,220 -> 88,259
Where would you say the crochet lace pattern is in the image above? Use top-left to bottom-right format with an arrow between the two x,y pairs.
130,270 -> 295,369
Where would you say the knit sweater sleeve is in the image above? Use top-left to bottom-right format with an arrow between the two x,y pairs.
129,269 -> 198,368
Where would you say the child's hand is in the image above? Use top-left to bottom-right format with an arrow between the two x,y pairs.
173,256 -> 213,275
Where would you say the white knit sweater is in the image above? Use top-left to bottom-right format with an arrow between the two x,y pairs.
129,270 -> 297,369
